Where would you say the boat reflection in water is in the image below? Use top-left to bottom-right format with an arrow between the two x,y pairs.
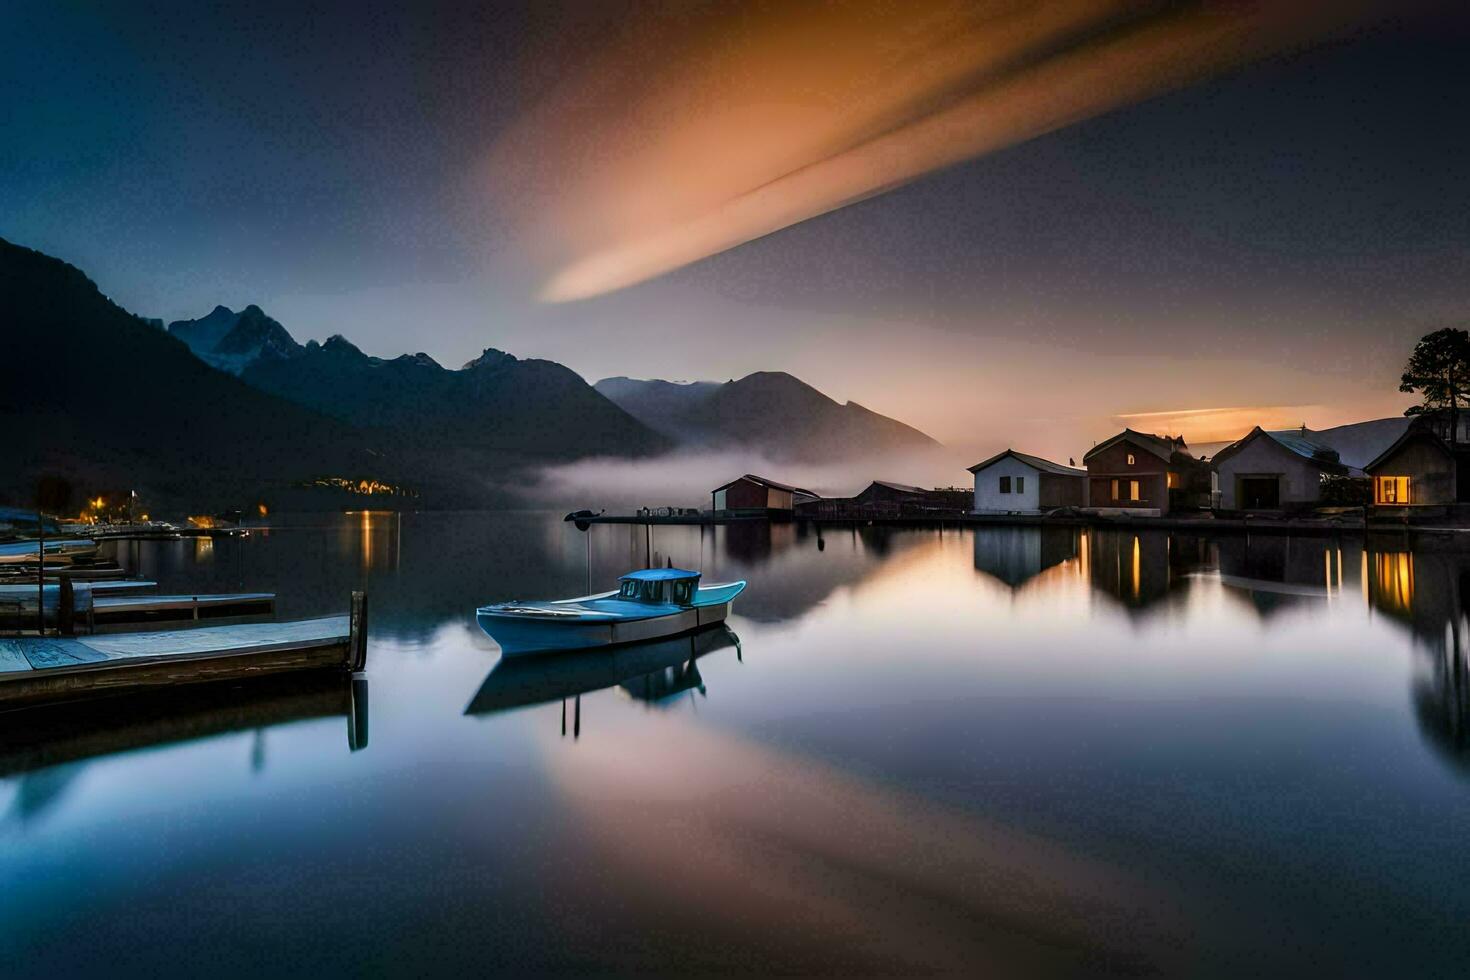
464,624 -> 741,737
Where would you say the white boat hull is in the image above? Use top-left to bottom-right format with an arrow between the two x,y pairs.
478,601 -> 731,656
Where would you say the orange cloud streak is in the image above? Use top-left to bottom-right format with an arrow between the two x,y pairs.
485,1 -> 1383,302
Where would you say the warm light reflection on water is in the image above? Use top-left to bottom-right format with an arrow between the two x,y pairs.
4,514 -> 1470,976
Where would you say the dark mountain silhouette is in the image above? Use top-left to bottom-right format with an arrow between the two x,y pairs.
241,337 -> 669,459
592,377 -> 723,442
169,304 -> 304,374
0,238 -> 425,510
595,371 -> 938,459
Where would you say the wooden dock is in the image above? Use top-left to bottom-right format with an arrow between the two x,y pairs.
0,583 -> 273,632
0,595 -> 367,707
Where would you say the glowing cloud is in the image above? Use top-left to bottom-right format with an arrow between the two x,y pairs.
485,1 -> 1383,302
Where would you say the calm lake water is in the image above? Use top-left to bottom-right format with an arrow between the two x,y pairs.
4,512 -> 1470,976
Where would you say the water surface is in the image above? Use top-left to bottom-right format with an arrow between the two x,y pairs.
3,513 -> 1469,976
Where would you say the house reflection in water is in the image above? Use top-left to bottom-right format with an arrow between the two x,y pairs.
718,519 -> 797,565
1214,536 -> 1362,619
1084,529 -> 1208,613
971,527 -> 1084,591
1369,550 -> 1414,616
1359,541 -> 1470,777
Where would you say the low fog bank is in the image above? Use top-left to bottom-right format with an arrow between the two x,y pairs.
523,446 -> 976,512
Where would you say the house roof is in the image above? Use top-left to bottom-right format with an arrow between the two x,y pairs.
712,473 -> 818,497
1311,416 -> 1413,470
967,449 -> 1085,477
1082,428 -> 1187,464
869,480 -> 928,494
1211,426 -> 1348,475
1364,423 -> 1454,473
620,568 -> 701,582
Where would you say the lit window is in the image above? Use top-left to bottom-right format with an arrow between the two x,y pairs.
1016,476 -> 1024,494
1129,480 -> 1141,501
1166,472 -> 1179,489
1377,476 -> 1410,504
999,476 -> 1010,494
1127,453 -> 1136,465
1111,478 -> 1120,500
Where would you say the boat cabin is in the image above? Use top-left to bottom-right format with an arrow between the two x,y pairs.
618,568 -> 702,605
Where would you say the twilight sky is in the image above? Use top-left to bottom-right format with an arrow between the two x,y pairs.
4,1 -> 1468,461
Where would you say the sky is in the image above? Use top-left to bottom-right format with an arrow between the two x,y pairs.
3,1 -> 1468,462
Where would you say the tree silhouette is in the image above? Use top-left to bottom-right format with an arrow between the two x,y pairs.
1400,327 -> 1470,446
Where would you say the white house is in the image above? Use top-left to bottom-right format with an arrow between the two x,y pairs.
967,450 -> 1087,515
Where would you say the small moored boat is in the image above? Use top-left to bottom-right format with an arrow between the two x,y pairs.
476,568 -> 746,656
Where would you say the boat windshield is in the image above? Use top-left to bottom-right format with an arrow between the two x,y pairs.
619,580 -> 666,602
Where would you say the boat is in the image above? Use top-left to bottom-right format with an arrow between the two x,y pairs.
476,567 -> 746,656
0,538 -> 100,565
465,623 -> 740,715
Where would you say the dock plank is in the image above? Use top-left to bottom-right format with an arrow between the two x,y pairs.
93,592 -> 273,612
78,616 -> 350,661
0,640 -> 35,674
0,614 -> 357,707
21,638 -> 109,670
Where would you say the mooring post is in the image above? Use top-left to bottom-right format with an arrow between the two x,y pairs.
348,590 -> 369,671
58,572 -> 74,636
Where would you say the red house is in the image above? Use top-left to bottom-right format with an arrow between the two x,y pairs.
1082,429 -> 1189,516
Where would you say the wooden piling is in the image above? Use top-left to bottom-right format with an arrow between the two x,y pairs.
58,573 -> 74,636
348,590 -> 369,671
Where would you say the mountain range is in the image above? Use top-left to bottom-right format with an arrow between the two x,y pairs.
595,373 -> 937,459
0,238 -> 404,511
2,237 -> 939,510
168,305 -> 303,374
236,338 -> 668,459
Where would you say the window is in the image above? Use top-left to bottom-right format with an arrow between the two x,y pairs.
1127,453 -> 1135,465
1166,472 -> 1180,489
999,476 -> 1011,494
1377,475 -> 1410,504
671,580 -> 693,604
1015,476 -> 1024,494
1129,479 -> 1141,502
619,581 -> 639,598
1111,478 -> 1120,501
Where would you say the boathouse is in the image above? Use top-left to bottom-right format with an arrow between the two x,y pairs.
967,450 -> 1086,514
1364,425 -> 1456,508
795,481 -> 970,519
1082,429 -> 1190,517
1210,426 -> 1349,512
710,474 -> 818,515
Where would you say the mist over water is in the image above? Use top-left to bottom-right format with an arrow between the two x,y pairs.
526,445 -> 975,510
